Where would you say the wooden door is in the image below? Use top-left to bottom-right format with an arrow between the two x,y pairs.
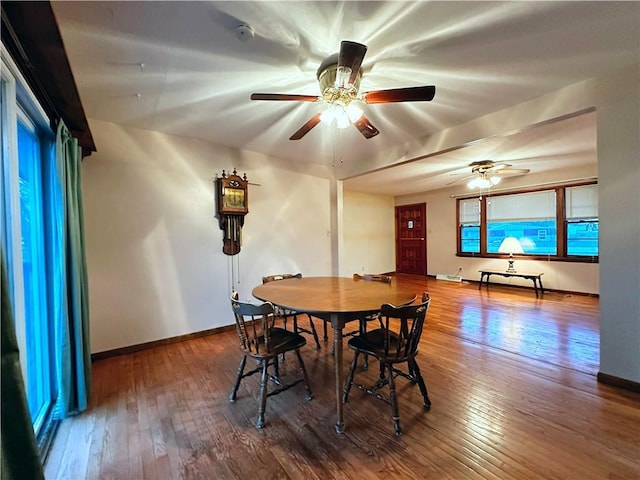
395,203 -> 427,275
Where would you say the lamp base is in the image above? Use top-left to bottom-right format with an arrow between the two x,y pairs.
506,257 -> 516,273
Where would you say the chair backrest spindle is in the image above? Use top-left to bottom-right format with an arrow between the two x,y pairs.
230,293 -> 276,356
378,292 -> 430,361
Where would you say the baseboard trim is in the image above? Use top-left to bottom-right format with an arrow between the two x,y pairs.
597,372 -> 640,393
91,324 -> 236,361
430,274 -> 599,297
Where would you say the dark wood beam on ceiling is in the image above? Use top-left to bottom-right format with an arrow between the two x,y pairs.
1,1 -> 96,157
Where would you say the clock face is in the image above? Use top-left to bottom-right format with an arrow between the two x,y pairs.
223,187 -> 245,209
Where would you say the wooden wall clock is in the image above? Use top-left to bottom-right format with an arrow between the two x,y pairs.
216,169 -> 249,255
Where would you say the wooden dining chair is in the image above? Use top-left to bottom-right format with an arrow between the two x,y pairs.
229,293 -> 313,428
261,273 -> 322,349
342,292 -> 431,436
352,273 -> 392,330
340,273 -> 394,368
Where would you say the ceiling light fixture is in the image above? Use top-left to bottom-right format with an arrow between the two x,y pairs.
251,41 -> 436,140
467,173 -> 501,189
320,103 -> 363,129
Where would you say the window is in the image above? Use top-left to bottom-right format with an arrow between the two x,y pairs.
459,198 -> 480,253
17,111 -> 54,432
2,48 -> 56,441
457,183 -> 598,262
486,191 -> 557,255
566,185 -> 598,257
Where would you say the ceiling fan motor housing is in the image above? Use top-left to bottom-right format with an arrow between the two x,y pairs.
317,55 -> 362,105
470,160 -> 497,174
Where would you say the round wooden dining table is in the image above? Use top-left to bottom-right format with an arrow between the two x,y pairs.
252,276 -> 417,433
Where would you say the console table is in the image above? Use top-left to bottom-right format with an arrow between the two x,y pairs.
478,270 -> 545,297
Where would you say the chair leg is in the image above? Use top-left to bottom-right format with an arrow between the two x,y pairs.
293,313 -> 321,350
256,360 -> 269,429
306,314 -> 321,350
409,358 -> 431,408
387,363 -> 402,436
407,361 -> 417,383
271,356 -> 282,385
294,349 -> 313,400
276,307 -> 288,330
323,319 -> 328,341
342,351 -> 360,403
229,355 -> 247,402
379,359 -> 386,382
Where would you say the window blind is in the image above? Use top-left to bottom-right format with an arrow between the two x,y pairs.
487,191 -> 556,221
460,198 -> 480,224
566,185 -> 598,219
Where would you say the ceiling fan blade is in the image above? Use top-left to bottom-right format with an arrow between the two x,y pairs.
447,175 -> 474,186
495,168 -> 530,175
352,114 -> 380,139
488,163 -> 509,171
338,41 -> 367,86
362,85 -> 436,104
289,113 -> 322,140
251,93 -> 320,102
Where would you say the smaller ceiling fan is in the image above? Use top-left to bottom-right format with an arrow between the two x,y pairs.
250,40 -> 436,140
449,160 -> 530,188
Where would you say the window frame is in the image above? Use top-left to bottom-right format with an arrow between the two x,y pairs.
456,181 -> 598,263
2,43 -> 57,439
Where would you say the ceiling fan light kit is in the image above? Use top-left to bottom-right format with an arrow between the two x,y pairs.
467,174 -> 501,189
320,103 -> 364,128
461,160 -> 530,189
250,40 -> 436,140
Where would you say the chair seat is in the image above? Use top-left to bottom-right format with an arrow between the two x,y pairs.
347,329 -> 407,362
249,327 -> 306,357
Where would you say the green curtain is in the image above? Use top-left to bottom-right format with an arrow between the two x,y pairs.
1,253 -> 45,480
53,120 -> 91,417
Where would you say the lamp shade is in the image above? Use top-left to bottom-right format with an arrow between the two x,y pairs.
498,236 -> 524,254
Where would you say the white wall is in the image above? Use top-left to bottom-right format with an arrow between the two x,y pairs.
341,191 -> 395,276
83,120 -> 333,353
84,65 -> 640,384
396,165 -> 600,294
596,65 -> 640,383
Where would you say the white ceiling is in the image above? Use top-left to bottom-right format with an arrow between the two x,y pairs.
51,1 -> 639,195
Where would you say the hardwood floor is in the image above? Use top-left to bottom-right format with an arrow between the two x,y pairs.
44,276 -> 640,479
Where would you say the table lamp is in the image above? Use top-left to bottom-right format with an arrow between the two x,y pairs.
498,237 -> 524,273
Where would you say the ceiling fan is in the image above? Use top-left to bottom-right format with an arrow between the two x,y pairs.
250,40 -> 436,140
449,160 -> 530,188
